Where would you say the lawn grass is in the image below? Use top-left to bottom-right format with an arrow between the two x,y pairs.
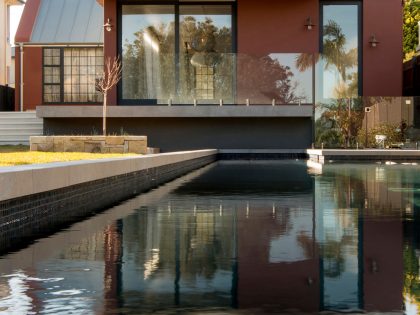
0,145 -> 30,153
0,145 -> 136,167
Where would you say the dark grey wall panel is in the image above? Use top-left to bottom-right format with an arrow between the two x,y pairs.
44,117 -> 313,151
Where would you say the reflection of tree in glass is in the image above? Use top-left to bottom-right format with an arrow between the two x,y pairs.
180,17 -> 233,102
238,55 -> 300,104
123,22 -> 176,100
123,15 -> 234,102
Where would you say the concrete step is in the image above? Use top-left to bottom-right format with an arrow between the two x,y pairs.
0,129 -> 43,135
0,111 -> 43,146
0,123 -> 43,129
0,112 -> 38,118
0,119 -> 43,124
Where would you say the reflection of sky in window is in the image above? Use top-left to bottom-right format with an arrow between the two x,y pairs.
323,5 -> 358,52
122,14 -> 174,46
321,5 -> 358,100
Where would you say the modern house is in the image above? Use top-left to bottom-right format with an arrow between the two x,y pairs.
0,0 -> 24,87
15,0 -> 403,151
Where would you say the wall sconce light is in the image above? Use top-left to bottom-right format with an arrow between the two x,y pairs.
369,34 -> 380,47
305,17 -> 315,31
104,18 -> 113,32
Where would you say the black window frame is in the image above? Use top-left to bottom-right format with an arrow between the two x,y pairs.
42,46 -> 104,105
118,1 -> 237,106
319,0 -> 363,97
42,47 -> 62,104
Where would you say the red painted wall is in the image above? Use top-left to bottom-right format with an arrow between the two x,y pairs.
237,0 -> 319,54
363,0 -> 403,96
14,47 -> 43,111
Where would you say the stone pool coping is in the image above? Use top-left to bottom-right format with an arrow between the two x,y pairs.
0,149 -> 217,202
307,149 -> 420,164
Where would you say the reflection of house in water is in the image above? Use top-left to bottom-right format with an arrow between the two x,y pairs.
108,161 -> 407,313
315,163 -> 409,312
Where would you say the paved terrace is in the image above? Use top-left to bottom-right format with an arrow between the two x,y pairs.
308,149 -> 420,164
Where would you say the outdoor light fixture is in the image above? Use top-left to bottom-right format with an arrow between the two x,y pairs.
369,34 -> 380,47
305,17 -> 315,30
104,18 -> 112,32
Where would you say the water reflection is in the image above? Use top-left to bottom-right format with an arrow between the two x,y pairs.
0,161 -> 419,314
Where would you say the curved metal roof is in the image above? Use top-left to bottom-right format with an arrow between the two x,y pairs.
30,0 -> 103,44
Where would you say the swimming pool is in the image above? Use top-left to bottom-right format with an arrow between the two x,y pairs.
0,160 -> 418,314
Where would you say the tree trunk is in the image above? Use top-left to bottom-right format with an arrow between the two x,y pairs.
103,93 -> 107,136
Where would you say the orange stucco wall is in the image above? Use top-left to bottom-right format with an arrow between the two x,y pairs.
14,47 -> 43,111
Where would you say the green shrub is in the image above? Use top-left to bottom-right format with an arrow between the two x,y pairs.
357,122 -> 405,148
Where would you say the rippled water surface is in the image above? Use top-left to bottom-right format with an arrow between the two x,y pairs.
1,160 -> 420,314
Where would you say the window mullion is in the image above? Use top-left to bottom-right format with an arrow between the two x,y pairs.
175,4 -> 180,102
60,48 -> 64,103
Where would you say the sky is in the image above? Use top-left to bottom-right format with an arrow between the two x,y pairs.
9,5 -> 24,45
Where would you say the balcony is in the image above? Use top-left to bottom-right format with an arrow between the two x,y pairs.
39,53 -> 316,119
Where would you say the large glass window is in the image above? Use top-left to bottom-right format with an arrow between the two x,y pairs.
121,5 -> 175,103
120,4 -> 234,105
63,48 -> 104,103
43,47 -> 103,104
179,5 -> 234,104
318,2 -> 361,101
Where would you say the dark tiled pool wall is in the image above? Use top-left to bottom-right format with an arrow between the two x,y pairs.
219,153 -> 308,160
0,155 -> 216,254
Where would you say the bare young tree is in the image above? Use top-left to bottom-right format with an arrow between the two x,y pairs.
95,56 -> 122,136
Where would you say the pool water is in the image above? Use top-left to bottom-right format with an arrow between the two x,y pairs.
0,160 -> 419,314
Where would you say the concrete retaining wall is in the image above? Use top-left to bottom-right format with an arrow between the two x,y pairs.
0,150 -> 217,254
